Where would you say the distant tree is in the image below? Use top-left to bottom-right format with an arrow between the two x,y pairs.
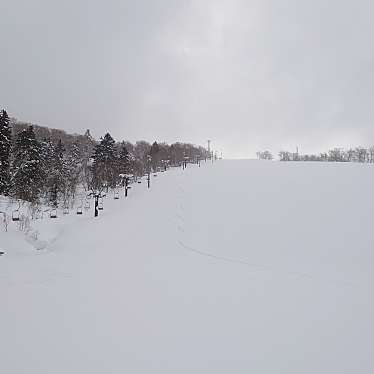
11,126 -> 43,203
0,110 -> 12,195
346,149 -> 355,162
369,146 -> 374,163
170,142 -> 185,165
257,151 -> 273,160
157,142 -> 171,169
169,144 -> 177,165
328,148 -> 344,162
355,147 -> 367,163
279,151 -> 291,161
133,141 -> 151,176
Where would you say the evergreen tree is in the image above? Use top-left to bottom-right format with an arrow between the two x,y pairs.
117,142 -> 132,175
149,141 -> 160,171
0,110 -> 12,195
39,138 -> 55,178
11,126 -> 43,203
65,141 -> 82,201
92,133 -> 117,189
46,139 -> 68,207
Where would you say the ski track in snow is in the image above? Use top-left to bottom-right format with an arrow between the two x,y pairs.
174,168 -> 360,291
176,239 -> 359,290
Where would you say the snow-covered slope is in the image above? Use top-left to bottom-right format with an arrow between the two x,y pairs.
1,160 -> 373,373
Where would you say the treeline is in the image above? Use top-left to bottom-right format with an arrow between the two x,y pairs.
0,110 -> 208,208
279,147 -> 374,162
256,147 -> 374,163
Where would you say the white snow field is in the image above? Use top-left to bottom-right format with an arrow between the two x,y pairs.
1,160 -> 373,373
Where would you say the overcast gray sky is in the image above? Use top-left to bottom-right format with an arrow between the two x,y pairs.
1,0 -> 374,157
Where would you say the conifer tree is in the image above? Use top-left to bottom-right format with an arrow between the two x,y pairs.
150,141 -> 160,171
0,110 -> 12,195
11,126 -> 43,203
117,142 -> 132,175
92,133 -> 117,190
65,141 -> 82,201
47,139 -> 68,207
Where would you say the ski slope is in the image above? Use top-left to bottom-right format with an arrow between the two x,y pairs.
1,160 -> 373,373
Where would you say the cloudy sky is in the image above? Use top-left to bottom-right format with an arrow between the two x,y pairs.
1,0 -> 374,157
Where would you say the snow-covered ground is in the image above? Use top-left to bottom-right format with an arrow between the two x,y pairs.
1,160 -> 373,373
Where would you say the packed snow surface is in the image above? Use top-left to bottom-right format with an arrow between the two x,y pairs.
1,160 -> 373,373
